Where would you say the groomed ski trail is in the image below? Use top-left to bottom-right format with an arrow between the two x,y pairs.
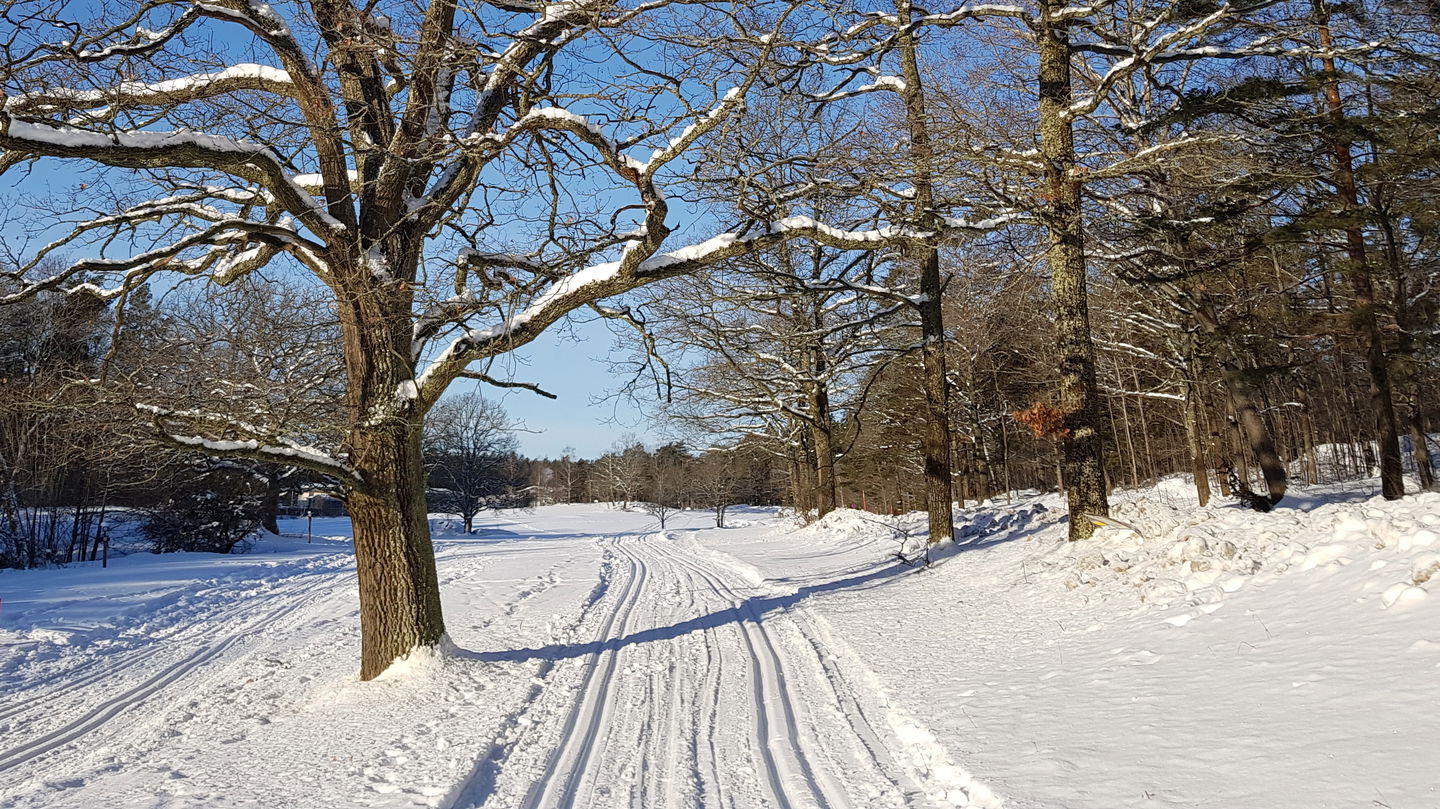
453,531 -> 965,809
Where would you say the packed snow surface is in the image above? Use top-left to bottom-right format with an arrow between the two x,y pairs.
1,479 -> 1436,808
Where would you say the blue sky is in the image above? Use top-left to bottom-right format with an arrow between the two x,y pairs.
453,316 -> 652,459
0,5 -> 717,462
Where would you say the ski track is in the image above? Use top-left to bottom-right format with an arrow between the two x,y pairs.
3,526 -> 963,809
0,567 -> 350,775
453,532 -> 936,809
0,543 -> 498,791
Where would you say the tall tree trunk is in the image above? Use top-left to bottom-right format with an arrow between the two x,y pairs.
89,481 -> 110,562
897,0 -> 955,545
1184,294 -> 1287,505
788,437 -> 816,517
810,420 -> 838,518
1184,371 -> 1210,507
1039,0 -> 1109,539
1221,364 -> 1287,505
1296,384 -> 1320,485
347,422 -> 446,681
806,290 -> 839,519
337,248 -> 446,681
1316,5 -> 1403,499
1132,364 -> 1157,485
260,472 -> 283,535
1378,209 -> 1436,492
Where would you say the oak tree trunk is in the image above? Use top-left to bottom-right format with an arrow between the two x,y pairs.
347,423 -> 446,681
336,242 -> 447,681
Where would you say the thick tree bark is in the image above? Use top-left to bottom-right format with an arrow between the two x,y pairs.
897,0 -> 955,545
337,244 -> 447,681
1039,0 -> 1109,539
347,423 -> 446,681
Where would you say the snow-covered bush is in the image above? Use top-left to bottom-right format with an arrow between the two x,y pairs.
142,473 -> 262,555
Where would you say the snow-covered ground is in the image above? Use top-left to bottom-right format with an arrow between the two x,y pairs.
1,480 -> 1436,808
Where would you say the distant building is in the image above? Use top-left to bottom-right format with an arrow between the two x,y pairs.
278,490 -> 347,517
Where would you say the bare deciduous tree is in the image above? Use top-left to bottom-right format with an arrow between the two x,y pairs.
0,0 -> 998,677
424,393 -> 520,533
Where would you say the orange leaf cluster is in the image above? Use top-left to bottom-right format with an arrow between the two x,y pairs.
1013,402 -> 1070,440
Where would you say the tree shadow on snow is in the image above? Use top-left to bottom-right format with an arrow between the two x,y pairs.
465,521 -> 1044,666
465,561 -> 903,664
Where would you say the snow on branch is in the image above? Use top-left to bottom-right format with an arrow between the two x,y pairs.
811,75 -> 906,103
836,3 -> 1035,42
1094,337 -> 1164,362
462,104 -> 649,197
643,86 -> 747,176
1098,384 -> 1184,402
4,64 -> 296,120
50,6 -> 203,64
137,404 -> 361,482
1,219 -> 320,304
0,117 -> 346,235
414,212 -> 1018,408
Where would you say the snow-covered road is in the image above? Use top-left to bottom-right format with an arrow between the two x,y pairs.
455,532 -> 952,809
3,488 -> 1437,809
0,508 -> 983,809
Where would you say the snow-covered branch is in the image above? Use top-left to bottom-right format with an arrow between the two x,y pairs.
137,404 -> 360,482
0,117 -> 346,235
4,64 -> 296,119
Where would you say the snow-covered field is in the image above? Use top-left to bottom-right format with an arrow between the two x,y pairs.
1,481 -> 1436,808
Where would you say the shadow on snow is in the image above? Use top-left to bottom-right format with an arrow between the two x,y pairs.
463,521 -> 1042,666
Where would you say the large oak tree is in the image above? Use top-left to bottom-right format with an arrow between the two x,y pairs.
0,0 -> 999,677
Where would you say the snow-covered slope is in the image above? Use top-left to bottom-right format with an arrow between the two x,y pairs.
1,486 -> 1436,808
702,480 -> 1440,808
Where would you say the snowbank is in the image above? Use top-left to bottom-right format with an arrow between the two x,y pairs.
1037,488 -> 1440,612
